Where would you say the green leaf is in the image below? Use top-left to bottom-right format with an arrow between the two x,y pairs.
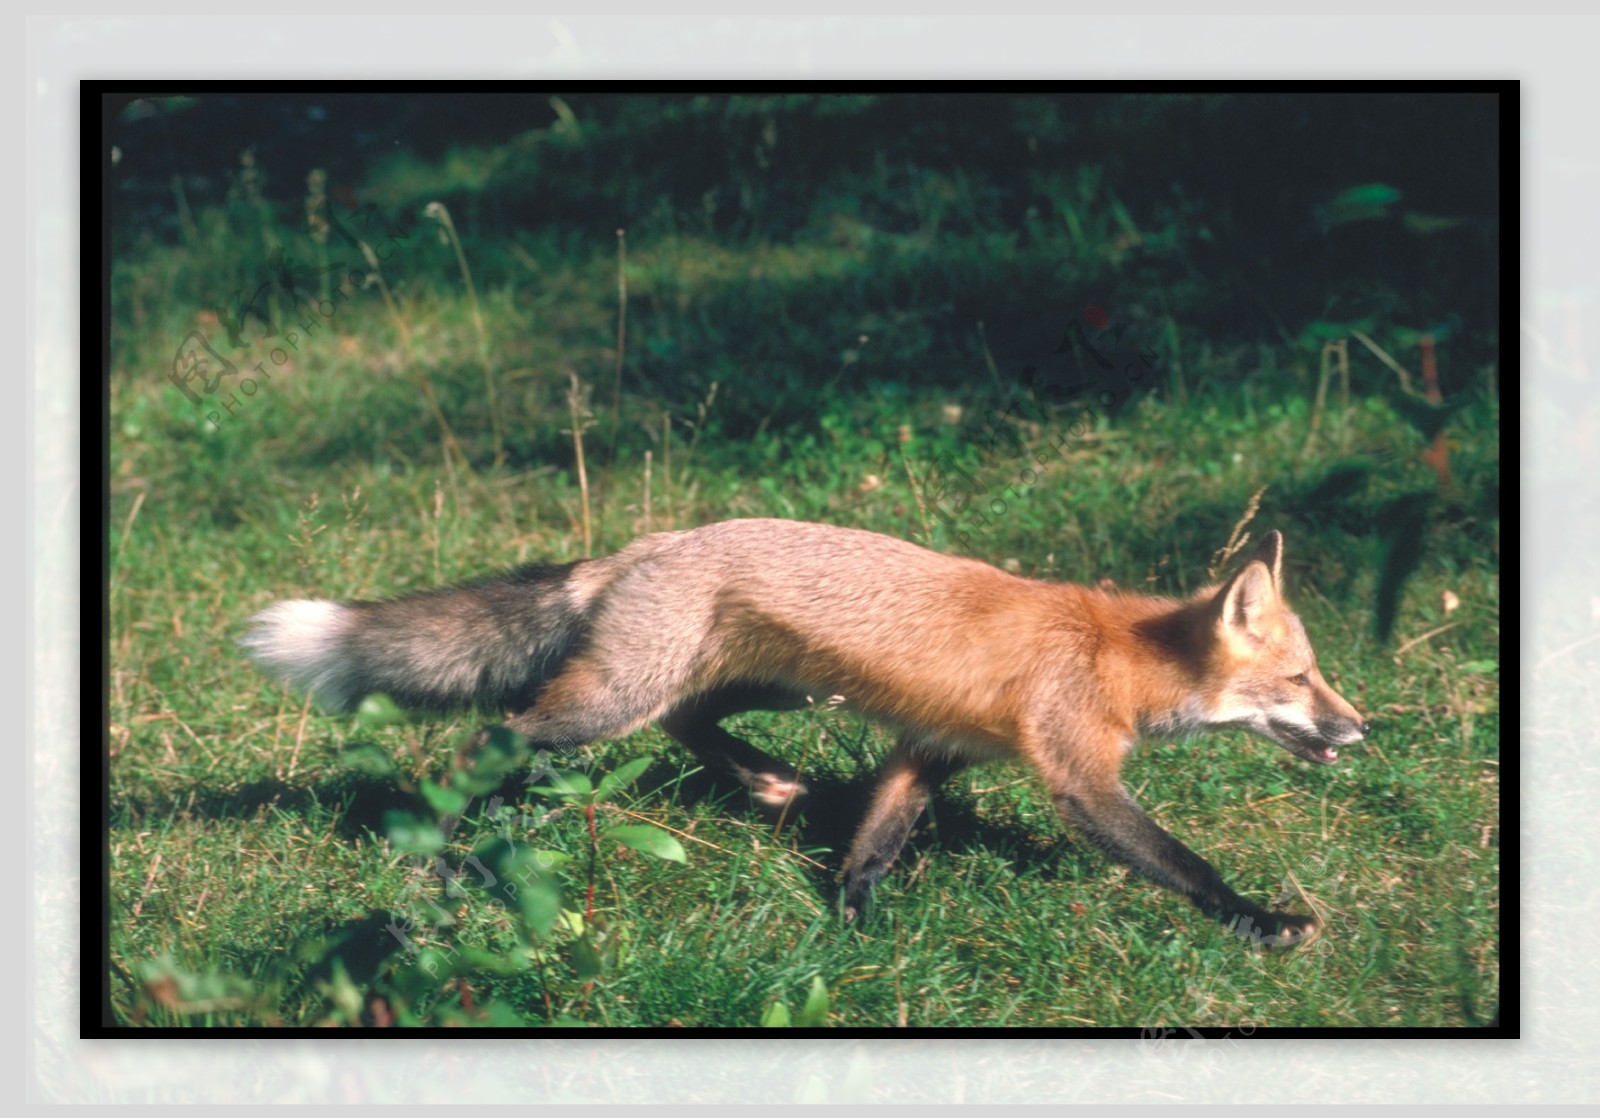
794,975 -> 830,1027
339,744 -> 396,777
512,874 -> 563,939
1458,660 -> 1498,674
390,951 -> 453,1001
475,840 -> 564,937
318,958 -> 363,1023
597,921 -> 631,972
391,944 -> 521,1002
1313,183 -> 1402,232
420,779 -> 470,819
384,810 -> 445,856
573,935 -> 604,981
529,850 -> 572,870
356,693 -> 405,727
1330,182 -> 1403,209
604,824 -> 687,863
761,1000 -> 791,1028
555,909 -> 585,938
528,769 -> 593,801
595,757 -> 653,803
136,956 -> 255,1015
453,727 -> 530,796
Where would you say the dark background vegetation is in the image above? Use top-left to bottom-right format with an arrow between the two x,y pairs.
112,92 -> 1498,446
106,92 -> 1501,1031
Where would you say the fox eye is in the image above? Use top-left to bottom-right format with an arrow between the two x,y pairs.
1289,673 -> 1310,687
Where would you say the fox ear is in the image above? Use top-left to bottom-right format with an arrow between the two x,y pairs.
1216,551 -> 1281,639
1211,529 -> 1284,634
1250,530 -> 1284,590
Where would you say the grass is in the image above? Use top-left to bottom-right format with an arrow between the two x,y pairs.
106,139 -> 1499,1030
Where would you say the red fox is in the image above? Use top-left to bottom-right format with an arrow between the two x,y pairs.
243,519 -> 1367,947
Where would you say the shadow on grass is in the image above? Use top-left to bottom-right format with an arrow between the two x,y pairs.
667,760 -> 1076,908
114,750 -> 1082,910
113,772 -> 426,844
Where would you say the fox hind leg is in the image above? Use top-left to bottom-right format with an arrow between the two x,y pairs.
502,656 -> 668,756
658,683 -> 810,808
840,737 -> 966,920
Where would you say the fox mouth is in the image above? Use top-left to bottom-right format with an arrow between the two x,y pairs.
1268,720 -> 1344,765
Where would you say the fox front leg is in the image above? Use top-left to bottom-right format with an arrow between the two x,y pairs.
1054,783 -> 1318,948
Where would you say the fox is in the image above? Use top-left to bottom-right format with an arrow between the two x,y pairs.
242,518 -> 1368,947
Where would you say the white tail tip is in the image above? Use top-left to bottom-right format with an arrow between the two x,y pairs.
240,599 -> 357,711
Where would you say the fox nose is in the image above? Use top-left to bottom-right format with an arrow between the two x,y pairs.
1359,720 -> 1371,737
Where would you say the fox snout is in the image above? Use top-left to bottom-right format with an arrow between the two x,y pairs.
1266,719 -> 1365,765
1270,682 -> 1369,765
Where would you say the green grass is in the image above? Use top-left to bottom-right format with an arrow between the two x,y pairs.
108,154 -> 1499,1029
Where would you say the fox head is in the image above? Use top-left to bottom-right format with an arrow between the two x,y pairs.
1202,531 -> 1369,765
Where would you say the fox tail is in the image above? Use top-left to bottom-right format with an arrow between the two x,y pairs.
240,562 -> 592,714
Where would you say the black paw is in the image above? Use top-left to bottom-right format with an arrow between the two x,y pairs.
1265,912 -> 1320,949
749,772 -> 808,809
1230,910 -> 1320,949
840,866 -> 883,923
